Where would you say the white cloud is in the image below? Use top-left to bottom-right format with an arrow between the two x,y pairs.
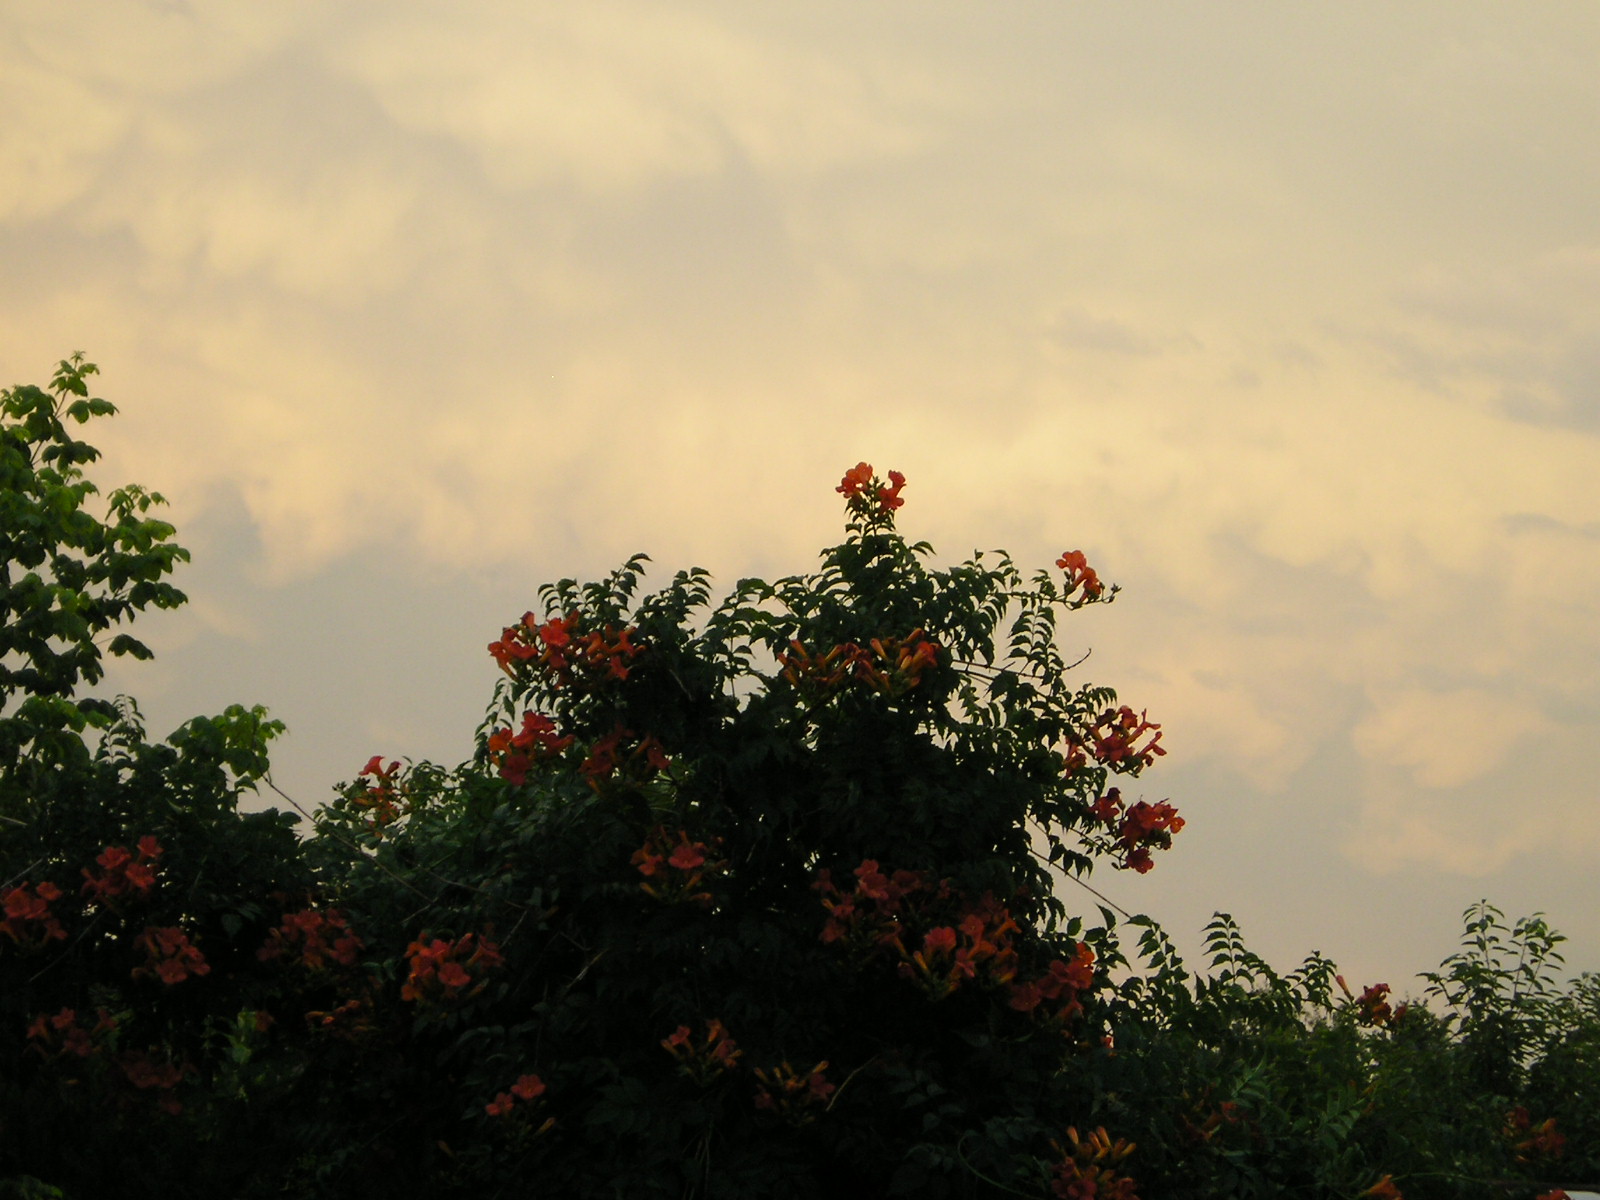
335,2 -> 934,195
0,60 -> 130,220
1352,687 -> 1544,791
1345,729 -> 1600,878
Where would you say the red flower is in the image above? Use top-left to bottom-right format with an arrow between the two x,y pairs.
485,1093 -> 515,1117
258,907 -> 364,971
82,837 -> 163,904
580,726 -> 626,785
2,881 -> 67,948
1087,706 -> 1166,771
117,1049 -> 188,1113
752,1060 -> 836,1125
1506,1106 -> 1566,1162
1050,1126 -> 1140,1200
706,1021 -> 741,1068
1356,983 -> 1393,1026
1112,798 -> 1183,873
635,828 -> 726,905
1010,943 -> 1096,1022
487,711 -> 574,785
1090,788 -> 1124,825
854,860 -> 891,901
836,462 -> 873,497
487,615 -> 543,674
876,470 -> 907,511
663,1019 -> 742,1084
25,1007 -> 117,1060
836,462 -> 909,518
923,926 -> 958,955
668,839 -> 707,871
537,614 -> 574,650
512,1074 -> 545,1101
1056,550 -> 1106,601
402,932 -> 502,1004
133,926 -> 209,985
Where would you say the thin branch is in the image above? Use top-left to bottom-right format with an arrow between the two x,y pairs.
1029,841 -> 1135,922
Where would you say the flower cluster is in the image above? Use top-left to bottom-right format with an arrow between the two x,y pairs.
1071,707 -> 1166,773
632,827 -> 726,906
1049,1126 -> 1141,1200
814,860 -> 942,958
1088,788 -> 1184,873
896,894 -> 1022,1001
132,925 -> 209,986
779,629 -> 940,699
26,1007 -> 118,1060
1336,976 -> 1401,1027
1119,801 -> 1184,874
117,1049 -> 189,1114
401,932 -> 503,1005
485,1072 -> 548,1119
816,861 -> 1096,1023
579,725 -> 670,791
487,711 -> 575,785
662,1018 -> 742,1086
1056,550 -> 1107,602
1504,1106 -> 1565,1164
347,756 -> 405,832
1008,942 -> 1098,1025
752,1060 -> 836,1125
303,998 -> 374,1040
81,836 -> 163,905
836,462 -> 907,518
2,879 -> 67,950
488,612 -> 644,687
258,906 -> 364,972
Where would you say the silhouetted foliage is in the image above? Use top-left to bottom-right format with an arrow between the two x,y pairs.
2,361 -> 1591,1199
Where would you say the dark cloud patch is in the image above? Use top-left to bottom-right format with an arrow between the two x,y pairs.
1501,511 -> 1600,540
1043,308 -> 1159,357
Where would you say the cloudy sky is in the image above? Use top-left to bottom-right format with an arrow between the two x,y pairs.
5,1 -> 1597,992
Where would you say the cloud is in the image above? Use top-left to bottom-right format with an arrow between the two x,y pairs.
0,57 -> 131,221
1351,687 -> 1544,791
1375,244 -> 1600,432
334,2 -> 936,195
7,0 -> 1600,981
1345,718 -> 1600,877
1042,308 -> 1161,357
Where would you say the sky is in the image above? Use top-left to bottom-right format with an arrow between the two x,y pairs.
4,1 -> 1598,994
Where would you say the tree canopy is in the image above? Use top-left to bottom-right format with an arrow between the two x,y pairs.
1,360 -> 1592,1200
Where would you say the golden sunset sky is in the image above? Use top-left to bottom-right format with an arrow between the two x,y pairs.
5,2 -> 1598,989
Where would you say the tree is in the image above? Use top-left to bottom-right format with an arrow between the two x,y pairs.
0,354 -> 188,771
287,460 -> 1174,1197
6,363 -> 1589,1199
2,360 -> 306,1198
